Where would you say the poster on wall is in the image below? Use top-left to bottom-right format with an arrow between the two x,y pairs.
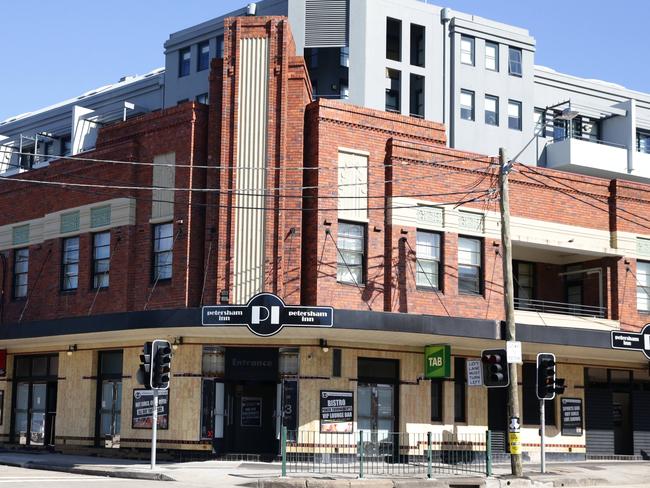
560,397 -> 583,436
320,390 -> 353,433
132,389 -> 169,429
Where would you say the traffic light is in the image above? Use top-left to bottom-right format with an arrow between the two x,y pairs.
536,353 -> 557,400
151,339 -> 172,390
136,342 -> 153,389
481,348 -> 509,387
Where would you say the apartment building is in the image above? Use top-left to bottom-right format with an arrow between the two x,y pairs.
0,15 -> 649,463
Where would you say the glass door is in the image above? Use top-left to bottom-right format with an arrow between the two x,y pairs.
357,384 -> 394,443
99,380 -> 122,437
29,383 -> 47,445
14,383 -> 29,444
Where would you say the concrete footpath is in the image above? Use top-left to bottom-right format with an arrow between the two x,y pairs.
0,450 -> 647,487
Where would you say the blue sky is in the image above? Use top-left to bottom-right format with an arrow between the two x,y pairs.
0,0 -> 647,121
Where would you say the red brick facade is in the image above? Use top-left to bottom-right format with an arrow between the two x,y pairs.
2,16 -> 650,333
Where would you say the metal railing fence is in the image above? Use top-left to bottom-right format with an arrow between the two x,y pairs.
281,427 -> 492,478
513,297 -> 606,318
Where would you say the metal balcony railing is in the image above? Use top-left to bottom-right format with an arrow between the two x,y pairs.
514,297 -> 606,318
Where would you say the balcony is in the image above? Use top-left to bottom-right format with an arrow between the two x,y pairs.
514,297 -> 605,318
546,135 -> 629,178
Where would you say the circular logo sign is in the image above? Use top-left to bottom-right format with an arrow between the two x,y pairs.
247,293 -> 285,337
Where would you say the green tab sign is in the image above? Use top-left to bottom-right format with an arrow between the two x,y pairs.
424,345 -> 451,378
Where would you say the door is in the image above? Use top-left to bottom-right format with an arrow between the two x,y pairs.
14,382 -> 50,446
99,380 -> 122,438
29,384 -> 47,446
488,387 -> 508,453
14,382 -> 29,444
229,382 -> 277,457
613,392 -> 633,455
585,387 -> 614,455
358,384 -> 395,442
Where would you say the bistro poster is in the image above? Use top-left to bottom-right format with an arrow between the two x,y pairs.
320,390 -> 353,433
132,389 -> 169,429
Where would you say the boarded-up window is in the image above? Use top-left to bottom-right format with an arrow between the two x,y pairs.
338,150 -> 368,221
152,153 -> 176,220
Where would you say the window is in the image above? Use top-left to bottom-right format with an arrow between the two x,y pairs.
13,248 -> 28,299
386,18 -> 401,61
340,46 -> 349,68
454,357 -> 466,422
196,93 -> 209,104
460,90 -> 474,121
337,221 -> 365,285
339,79 -> 349,100
508,100 -> 522,131
409,74 -> 424,118
637,261 -> 650,311
638,131 -> 650,154
410,24 -> 425,67
484,95 -> 499,126
332,349 -> 342,377
92,232 -> 110,289
216,35 -> 224,59
179,47 -> 191,77
508,47 -> 522,76
458,237 -> 481,294
61,135 -> 72,157
460,36 -> 474,66
61,237 -> 79,291
152,222 -> 174,281
198,41 -> 210,71
522,363 -> 555,425
385,68 -> 401,112
514,261 -> 534,303
534,108 -> 547,137
485,42 -> 498,71
430,379 -> 443,422
307,48 -> 319,69
416,230 -> 440,288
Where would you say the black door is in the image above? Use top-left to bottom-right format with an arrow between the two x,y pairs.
488,387 -> 508,453
229,382 -> 277,457
613,392 -> 633,455
585,387 -> 614,455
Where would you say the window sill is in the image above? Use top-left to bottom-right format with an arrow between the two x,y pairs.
509,73 -> 523,78
458,291 -> 483,298
150,278 -> 172,286
60,289 -> 78,295
337,280 -> 365,288
416,285 -> 442,293
90,286 -> 109,292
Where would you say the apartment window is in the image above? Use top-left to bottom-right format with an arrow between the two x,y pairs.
409,74 -> 425,118
485,41 -> 498,71
92,232 -> 110,289
340,46 -> 349,68
339,79 -> 349,100
386,18 -> 402,61
61,237 -> 79,291
523,363 -> 555,425
637,131 -> 650,154
454,357 -> 466,422
637,261 -> 650,311
416,230 -> 440,289
534,108 -> 547,137
179,47 -> 191,77
13,248 -> 28,299
61,135 -> 72,157
152,222 -> 174,281
197,41 -> 210,71
410,24 -> 425,67
508,47 -> 522,76
337,221 -> 365,285
216,35 -> 224,59
514,261 -> 534,302
484,95 -> 499,126
458,237 -> 482,295
508,100 -> 522,131
460,90 -> 474,121
385,68 -> 401,112
196,93 -> 209,105
430,379 -> 443,422
460,36 -> 474,66
307,48 -> 319,69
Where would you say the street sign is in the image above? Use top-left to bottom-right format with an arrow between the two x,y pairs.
506,341 -> 522,364
202,293 -> 333,337
611,323 -> 650,359
466,359 -> 483,386
424,345 -> 451,378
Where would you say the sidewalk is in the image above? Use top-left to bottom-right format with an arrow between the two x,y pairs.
0,450 -> 647,487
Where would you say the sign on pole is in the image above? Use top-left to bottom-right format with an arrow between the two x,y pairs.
611,324 -> 650,359
466,359 -> 483,386
506,341 -> 522,364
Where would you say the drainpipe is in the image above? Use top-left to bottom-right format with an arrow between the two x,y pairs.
441,8 -> 452,143
627,99 -> 637,175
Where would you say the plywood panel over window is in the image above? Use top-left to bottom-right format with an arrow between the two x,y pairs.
152,153 -> 176,220
338,150 -> 368,222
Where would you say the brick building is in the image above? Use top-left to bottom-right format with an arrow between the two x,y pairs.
1,16 -> 649,461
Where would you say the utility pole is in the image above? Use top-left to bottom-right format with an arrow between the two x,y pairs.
499,147 -> 523,477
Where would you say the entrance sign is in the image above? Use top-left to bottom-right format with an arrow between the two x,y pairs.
611,323 -> 650,359
202,293 -> 334,337
560,397 -> 583,436
132,389 -> 169,429
320,390 -> 353,433
241,397 -> 262,427
466,359 -> 483,386
424,345 -> 451,378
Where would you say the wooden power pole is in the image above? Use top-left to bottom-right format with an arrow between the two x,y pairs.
498,147 -> 523,477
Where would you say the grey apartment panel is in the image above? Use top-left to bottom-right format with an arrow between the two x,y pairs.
304,0 -> 348,48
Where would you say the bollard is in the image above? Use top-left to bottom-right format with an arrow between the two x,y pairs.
427,432 -> 433,479
281,426 -> 287,477
358,430 -> 364,478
